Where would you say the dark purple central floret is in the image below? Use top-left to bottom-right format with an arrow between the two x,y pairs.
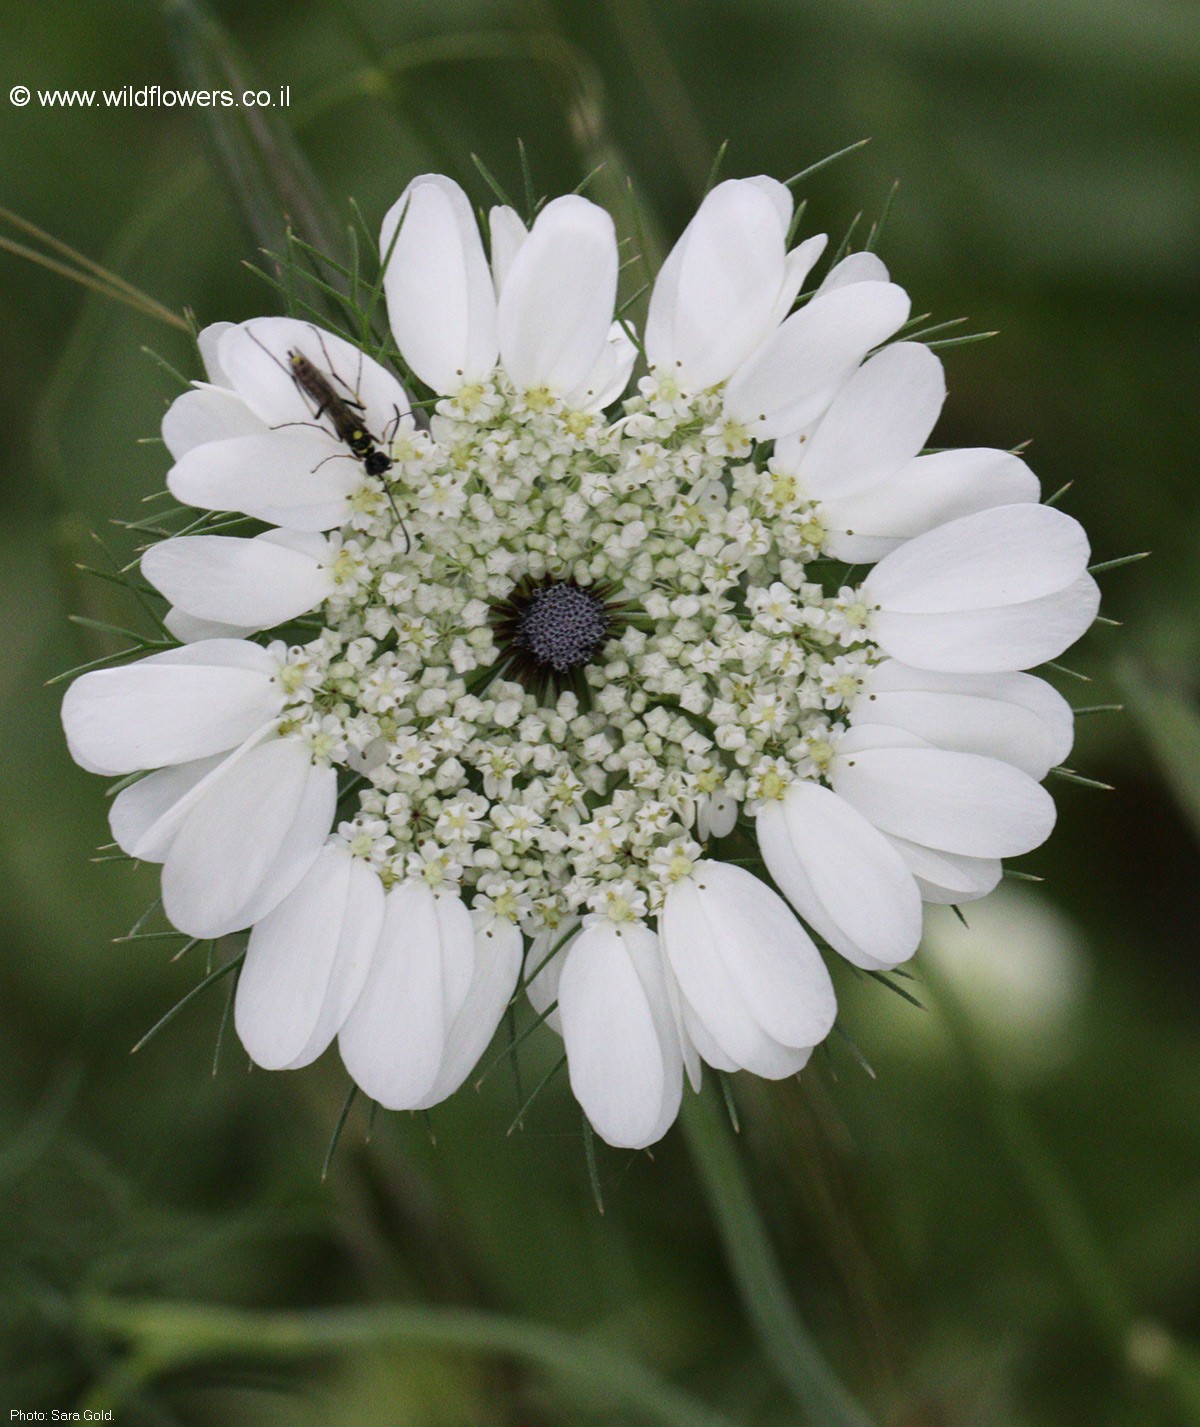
515,582 -> 610,672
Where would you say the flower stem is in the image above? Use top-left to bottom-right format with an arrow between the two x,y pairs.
918,955 -> 1200,1422
81,1295 -> 742,1427
679,1084 -> 876,1427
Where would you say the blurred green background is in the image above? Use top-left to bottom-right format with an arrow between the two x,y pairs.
2,1 -> 1199,1423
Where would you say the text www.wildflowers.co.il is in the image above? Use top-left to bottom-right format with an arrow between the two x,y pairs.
9,84 -> 290,108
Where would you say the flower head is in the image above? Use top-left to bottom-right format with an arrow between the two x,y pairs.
61,172 -> 1100,1150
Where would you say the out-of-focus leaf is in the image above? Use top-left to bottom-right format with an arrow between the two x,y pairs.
1116,657 -> 1200,845
163,0 -> 347,268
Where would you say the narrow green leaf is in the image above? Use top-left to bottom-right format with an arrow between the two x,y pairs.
784,138 -> 871,189
507,1053 -> 567,1135
130,953 -> 245,1055
322,1084 -> 359,1180
1089,551 -> 1150,574
581,1114 -> 605,1215
1049,767 -> 1115,792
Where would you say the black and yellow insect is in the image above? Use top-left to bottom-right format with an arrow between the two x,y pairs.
286,349 -> 393,478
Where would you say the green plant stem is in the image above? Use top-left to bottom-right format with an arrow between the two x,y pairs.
81,1295 -> 741,1427
918,955 -> 1200,1422
680,1084 -> 875,1427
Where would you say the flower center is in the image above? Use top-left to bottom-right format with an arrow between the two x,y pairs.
516,582 -> 609,672
490,575 -> 616,696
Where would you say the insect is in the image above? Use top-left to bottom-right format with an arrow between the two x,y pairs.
246,325 -> 411,549
286,349 -> 394,478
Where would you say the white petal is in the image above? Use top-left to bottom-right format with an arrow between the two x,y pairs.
865,504 -> 1090,614
235,845 -> 385,1070
168,430 -> 357,531
197,322 -> 236,386
566,321 -> 638,411
339,882 -> 459,1109
488,205 -> 528,296
871,574 -> 1101,673
815,251 -> 890,294
831,740 -> 1056,859
660,861 -> 836,1076
382,176 -> 498,392
852,662 -> 1074,778
885,835 -> 1002,905
163,608 -> 258,643
742,175 -> 793,228
820,448 -> 1041,563
756,783 -> 923,970
645,179 -> 793,390
217,317 -> 409,441
558,921 -> 682,1150
161,736 -> 335,938
498,195 -> 619,395
525,920 -> 577,1034
162,383 -> 266,460
414,915 -> 524,1109
61,639 -> 281,775
777,343 -> 945,500
142,531 -> 334,631
109,754 -> 226,860
724,281 -> 912,439
767,234 -> 829,329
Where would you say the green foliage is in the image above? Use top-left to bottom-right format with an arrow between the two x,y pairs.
1,0 -> 1198,1423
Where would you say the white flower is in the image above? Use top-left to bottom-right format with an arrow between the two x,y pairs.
62,169 -> 1104,1149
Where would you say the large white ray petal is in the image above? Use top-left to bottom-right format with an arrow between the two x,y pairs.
525,920 -> 578,1035
160,736 -> 335,938
197,322 -> 236,386
338,880 -> 450,1109
724,281 -> 911,439
558,921 -> 682,1150
814,251 -> 890,294
776,343 -> 945,501
414,915 -> 524,1109
870,575 -> 1101,673
488,205 -> 528,296
162,383 -> 267,460
567,321 -> 638,412
851,662 -> 1074,778
381,176 -> 499,393
660,861 -> 836,1076
864,504 -> 1090,614
142,530 -> 334,631
498,195 -> 619,396
820,447 -> 1041,563
884,835 -> 1003,905
756,782 -> 923,970
831,740 -> 1056,859
235,845 -> 385,1070
645,179 -> 793,391
218,317 -> 410,438
168,429 -> 357,531
163,608 -> 258,644
62,639 -> 282,775
109,754 -> 227,861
